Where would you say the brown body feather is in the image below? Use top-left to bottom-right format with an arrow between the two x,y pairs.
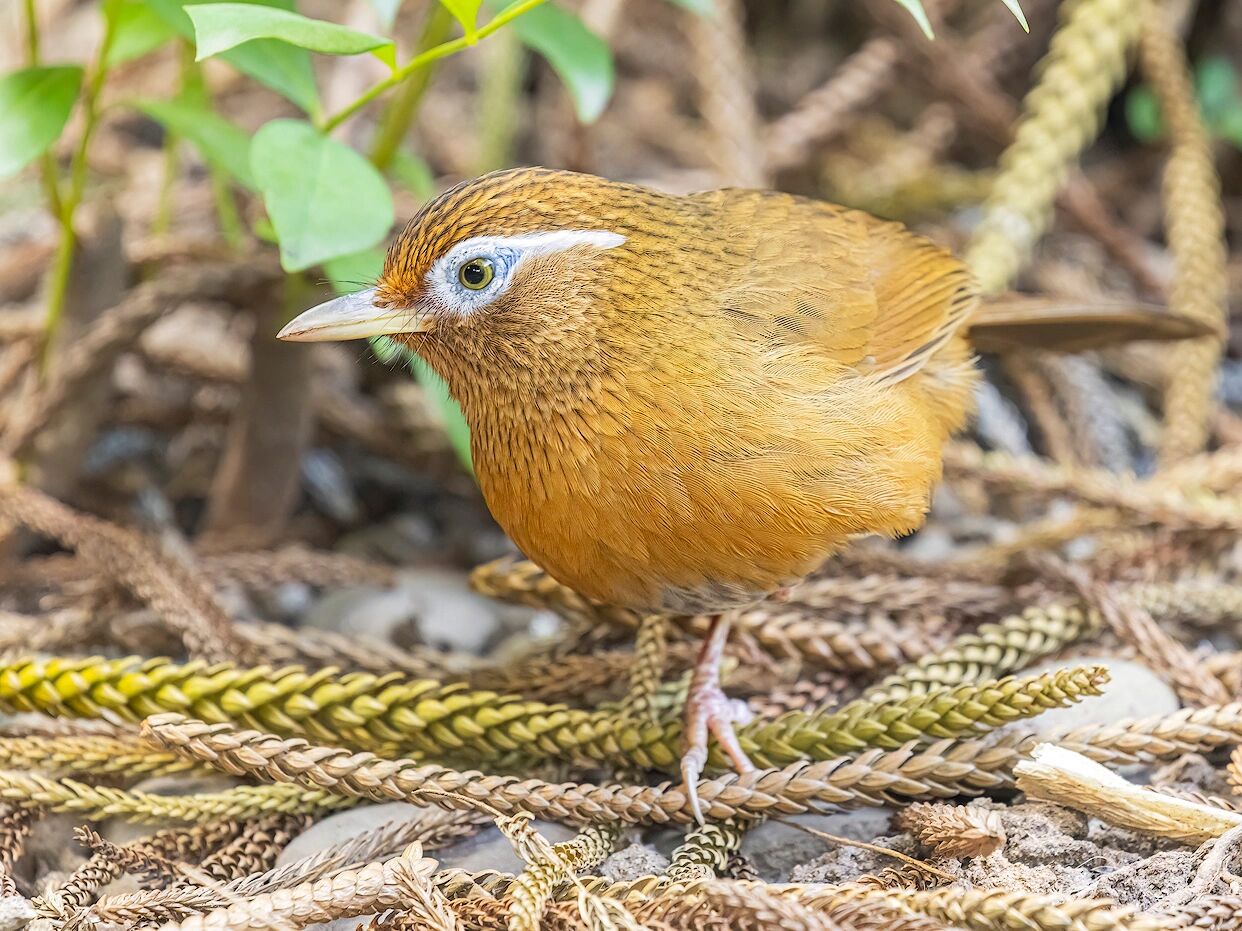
379,168 -> 979,613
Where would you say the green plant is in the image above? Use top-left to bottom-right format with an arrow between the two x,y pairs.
1126,55 -> 1242,148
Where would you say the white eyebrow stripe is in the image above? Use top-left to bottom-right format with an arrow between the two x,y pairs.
446,229 -> 626,259
424,229 -> 626,315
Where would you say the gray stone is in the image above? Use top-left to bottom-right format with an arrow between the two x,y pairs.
1023,657 -> 1178,735
299,568 -> 517,656
743,808 -> 894,881
599,843 -> 669,882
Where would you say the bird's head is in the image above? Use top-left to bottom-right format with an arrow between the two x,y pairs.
279,167 -> 697,403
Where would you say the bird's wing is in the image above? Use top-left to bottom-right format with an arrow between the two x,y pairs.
701,189 -> 977,384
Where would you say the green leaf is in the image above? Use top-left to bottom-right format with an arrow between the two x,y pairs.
1195,56 -> 1239,125
389,149 -> 435,201
412,357 -> 474,471
367,0 -> 404,29
499,1 -> 613,123
147,0 -> 322,116
1125,86 -> 1163,142
662,0 -> 712,13
104,0 -> 179,65
187,3 -> 396,67
0,66 -> 84,178
892,0 -> 933,38
439,0 -> 484,39
1216,107 -> 1242,150
323,247 -> 385,293
250,119 -> 394,272
133,97 -> 256,189
371,336 -> 474,471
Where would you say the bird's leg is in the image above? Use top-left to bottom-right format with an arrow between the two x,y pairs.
620,614 -> 669,725
681,613 -> 756,823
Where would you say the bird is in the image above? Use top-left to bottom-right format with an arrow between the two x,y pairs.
276,166 -> 1198,820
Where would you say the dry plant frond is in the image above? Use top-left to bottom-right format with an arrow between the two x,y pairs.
743,665 -> 1109,765
0,487 -> 249,662
2,655 -> 1099,774
818,885 -> 1169,931
0,770 -> 352,822
1138,2 -> 1228,463
500,815 -> 621,931
1130,579 -> 1242,627
201,547 -> 396,590
237,621 -> 464,680
198,813 -> 311,882
944,445 -> 1242,532
155,842 -> 440,931
764,37 -> 900,173
665,819 -> 746,882
471,557 -> 943,674
1161,893 -> 1242,930
1051,562 -> 1230,706
963,0 -> 1143,293
0,733 -> 198,779
85,811 -> 484,926
139,705 -> 1242,829
618,615 -> 669,726
1015,743 -> 1242,844
643,879 -> 842,931
895,803 -> 1006,859
686,0 -> 766,187
39,816 -> 246,916
76,825 -> 183,886
864,603 -> 1099,702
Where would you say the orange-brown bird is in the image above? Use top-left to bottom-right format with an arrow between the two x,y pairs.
276,167 -> 1165,819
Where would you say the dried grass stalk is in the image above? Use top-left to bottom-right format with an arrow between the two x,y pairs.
687,0 -> 766,187
1015,743 -> 1242,844
0,655 -> 1103,773
0,485 -> 248,662
0,770 -> 352,822
1053,562 -> 1230,706
895,803 -> 1006,859
764,37 -> 900,172
140,706 -> 1242,828
665,820 -> 747,882
1138,1 -> 1228,462
155,843 -> 442,931
864,603 -> 1098,702
0,733 -> 195,779
963,0 -> 1143,293
944,445 -> 1242,532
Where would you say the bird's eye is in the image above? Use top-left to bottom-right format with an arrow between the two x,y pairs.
458,257 -> 495,290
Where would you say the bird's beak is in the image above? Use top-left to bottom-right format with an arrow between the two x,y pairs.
277,288 -> 428,342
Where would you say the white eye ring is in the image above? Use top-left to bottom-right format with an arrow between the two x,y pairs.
426,230 -> 625,315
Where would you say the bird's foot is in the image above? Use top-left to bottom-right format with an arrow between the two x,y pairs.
680,676 -> 756,824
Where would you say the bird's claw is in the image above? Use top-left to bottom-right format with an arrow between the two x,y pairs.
680,681 -> 757,824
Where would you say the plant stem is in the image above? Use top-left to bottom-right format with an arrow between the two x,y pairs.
210,170 -> 245,249
369,4 -> 455,171
475,27 -> 525,174
319,0 -> 548,133
22,0 -> 38,60
38,13 -> 118,375
22,0 -> 66,244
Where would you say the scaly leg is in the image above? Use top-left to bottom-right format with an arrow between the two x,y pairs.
681,614 -> 756,823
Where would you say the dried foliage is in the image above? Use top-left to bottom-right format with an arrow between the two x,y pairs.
895,803 -> 1006,859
